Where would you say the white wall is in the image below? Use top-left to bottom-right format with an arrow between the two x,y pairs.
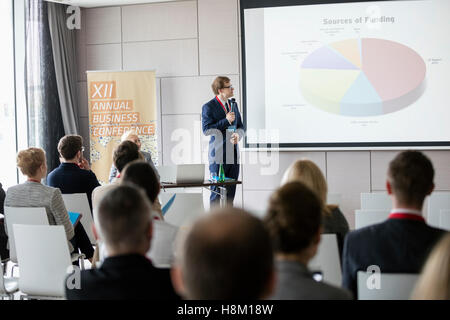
75,0 -> 450,228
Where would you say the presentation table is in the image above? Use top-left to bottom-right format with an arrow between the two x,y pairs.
160,180 -> 242,207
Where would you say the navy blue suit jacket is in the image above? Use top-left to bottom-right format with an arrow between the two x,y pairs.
65,254 -> 180,300
47,163 -> 100,210
202,97 -> 245,164
342,218 -> 446,297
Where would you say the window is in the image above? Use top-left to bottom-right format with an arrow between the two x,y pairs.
0,0 -> 17,189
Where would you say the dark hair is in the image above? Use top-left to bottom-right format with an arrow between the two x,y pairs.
182,208 -> 273,299
57,135 -> 83,160
388,150 -> 434,207
264,181 -> 322,253
98,184 -> 152,250
121,160 -> 160,203
113,140 -> 140,173
211,76 -> 231,95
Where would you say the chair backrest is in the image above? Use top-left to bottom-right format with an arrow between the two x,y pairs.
427,192 -> 450,228
439,209 -> 450,231
360,193 -> 392,210
61,193 -> 95,244
357,271 -> 419,300
0,258 -> 6,295
355,209 -> 390,229
308,234 -> 342,287
160,193 -> 205,227
4,207 -> 49,263
146,220 -> 179,268
14,224 -> 72,297
327,193 -> 342,206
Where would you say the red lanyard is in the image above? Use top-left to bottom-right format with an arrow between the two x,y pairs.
27,178 -> 41,183
216,96 -> 228,114
388,213 -> 425,222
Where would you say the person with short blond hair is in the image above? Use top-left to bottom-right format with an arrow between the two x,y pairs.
108,129 -> 159,183
282,159 -> 349,257
5,148 -> 75,253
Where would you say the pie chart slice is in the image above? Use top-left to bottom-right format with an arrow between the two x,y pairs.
299,38 -> 426,117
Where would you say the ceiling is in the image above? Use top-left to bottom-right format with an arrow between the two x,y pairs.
45,0 -> 186,8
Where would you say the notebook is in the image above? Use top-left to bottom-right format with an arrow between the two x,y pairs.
68,211 -> 83,227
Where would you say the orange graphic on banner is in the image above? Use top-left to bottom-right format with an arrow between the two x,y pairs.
91,124 -> 155,137
90,81 -> 117,99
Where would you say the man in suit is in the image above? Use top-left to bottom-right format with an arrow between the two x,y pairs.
342,151 -> 447,297
47,134 -> 99,260
171,208 -> 275,299
65,184 -> 179,300
202,76 -> 245,206
265,181 -> 353,300
47,134 -> 100,210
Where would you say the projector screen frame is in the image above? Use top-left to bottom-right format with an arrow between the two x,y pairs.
239,0 -> 450,150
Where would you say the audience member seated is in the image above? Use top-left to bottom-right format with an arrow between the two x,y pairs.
91,141 -> 140,265
109,129 -> 159,183
282,159 -> 349,257
4,148 -> 75,254
0,182 -> 8,260
121,160 -> 163,220
171,208 -> 275,299
265,181 -> 352,300
47,134 -> 100,210
92,140 -> 140,212
411,233 -> 450,300
65,184 -> 179,300
342,151 -> 446,297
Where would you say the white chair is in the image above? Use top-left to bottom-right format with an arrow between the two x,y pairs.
160,193 -> 205,227
61,193 -> 96,244
0,259 -> 19,300
13,224 -> 73,300
146,220 -> 179,268
439,209 -> 450,231
4,207 -> 48,264
327,193 -> 342,206
360,193 -> 392,210
308,234 -> 342,287
355,210 -> 390,229
427,192 -> 450,228
357,271 -> 419,300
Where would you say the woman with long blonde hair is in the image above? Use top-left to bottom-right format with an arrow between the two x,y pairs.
411,233 -> 450,300
281,159 -> 349,257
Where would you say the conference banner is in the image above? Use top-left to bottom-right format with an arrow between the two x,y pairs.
87,70 -> 158,184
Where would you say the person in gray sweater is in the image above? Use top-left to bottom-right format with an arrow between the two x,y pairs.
5,148 -> 75,252
264,181 -> 353,300
282,159 -> 349,258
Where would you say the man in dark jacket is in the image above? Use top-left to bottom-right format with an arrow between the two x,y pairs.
65,184 -> 179,300
342,151 -> 447,298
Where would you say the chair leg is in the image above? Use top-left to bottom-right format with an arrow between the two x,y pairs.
11,264 -> 18,277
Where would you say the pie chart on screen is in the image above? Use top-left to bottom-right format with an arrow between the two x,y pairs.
299,38 -> 426,117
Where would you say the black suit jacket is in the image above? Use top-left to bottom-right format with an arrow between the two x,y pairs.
47,163 -> 100,210
342,218 -> 446,297
65,254 -> 180,300
202,97 -> 245,165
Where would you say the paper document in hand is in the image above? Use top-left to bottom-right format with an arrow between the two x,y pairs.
146,220 -> 179,267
